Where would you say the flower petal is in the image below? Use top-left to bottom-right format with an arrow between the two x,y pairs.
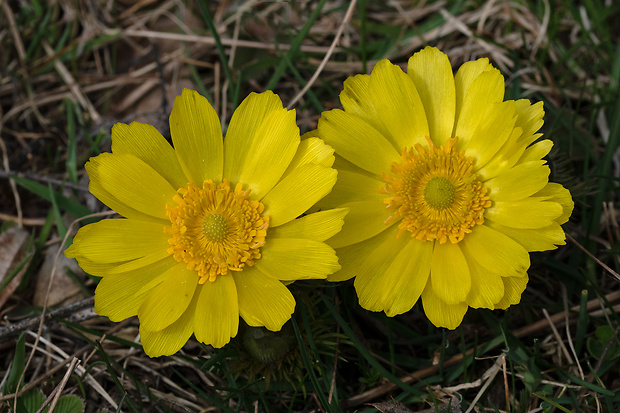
495,274 -> 529,310
476,127 -> 525,180
366,59 -> 429,150
268,208 -> 348,242
138,263 -> 198,332
485,220 -> 566,252
465,101 -> 517,169
224,92 -> 291,186
234,266 -> 295,331
194,275 -> 239,348
407,46 -> 456,145
518,139 -> 553,164
465,257 -> 504,309
325,200 -> 394,249
514,100 -> 544,147
111,122 -> 187,190
261,163 -> 337,227
430,242 -> 470,304
421,282 -> 468,329
256,238 -> 340,281
94,257 -> 177,321
317,169 -> 385,210
461,224 -> 529,278
65,219 -> 169,264
140,290 -> 198,357
381,238 -> 433,316
534,183 -> 574,224
88,152 -> 177,220
281,137 -> 335,180
486,199 -> 563,229
318,109 -> 400,175
170,89 -> 223,183
485,160 -> 550,202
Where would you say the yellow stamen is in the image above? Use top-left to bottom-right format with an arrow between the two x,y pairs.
381,137 -> 491,244
165,179 -> 269,283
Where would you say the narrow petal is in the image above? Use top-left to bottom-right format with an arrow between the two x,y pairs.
486,199 -> 563,229
65,219 -> 169,263
465,101 -> 516,169
476,127 -> 525,180
454,69 -> 505,148
495,274 -> 529,309
430,242 -> 470,304
194,275 -> 239,348
86,155 -> 169,224
170,89 -> 223,183
381,238 -> 433,316
268,208 -> 348,242
224,92 -> 288,183
89,152 -> 177,220
421,283 -> 468,329
366,59 -> 429,150
234,266 -> 295,331
261,163 -> 337,227
256,238 -> 339,281
485,161 -> 550,202
281,137 -> 335,180
74,251 -> 172,276
94,257 -> 177,322
140,290 -> 198,357
407,46 -> 456,145
461,224 -> 529,278
325,200 -> 394,249
138,263 -> 198,332
454,58 -> 503,131
235,109 -> 300,199
318,109 -> 400,175
328,225 -> 399,282
534,183 -> 574,224
317,169 -> 386,210
354,229 -> 410,312
465,258 -> 505,309
111,122 -> 187,190
486,220 -> 566,252
514,100 -> 544,147
518,139 -> 552,163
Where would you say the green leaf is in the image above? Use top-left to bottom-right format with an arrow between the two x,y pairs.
20,389 -> 46,413
54,395 -> 85,413
12,176 -> 91,217
3,333 -> 26,395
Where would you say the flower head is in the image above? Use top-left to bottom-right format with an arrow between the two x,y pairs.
316,46 -> 573,328
66,89 -> 345,356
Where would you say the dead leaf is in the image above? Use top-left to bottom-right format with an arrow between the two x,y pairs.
369,399 -> 413,413
0,226 -> 31,309
33,243 -> 84,307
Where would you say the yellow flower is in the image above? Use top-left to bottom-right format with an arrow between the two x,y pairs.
66,89 -> 345,356
316,46 -> 573,329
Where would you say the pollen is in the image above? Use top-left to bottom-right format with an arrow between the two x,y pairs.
165,179 -> 269,283
381,137 -> 491,244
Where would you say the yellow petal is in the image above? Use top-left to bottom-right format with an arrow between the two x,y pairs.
381,238 -> 433,316
281,137 -> 335,180
111,122 -> 188,190
257,238 -> 340,281
465,101 -> 516,169
170,89 -> 223,183
140,290 -> 198,357
407,46 -> 456,145
94,257 -> 177,322
317,169 -> 385,210
486,219 -> 566,252
485,160 -> 550,202
224,92 -> 289,184
354,228 -> 410,312
514,100 -> 544,147
430,242 -> 470,304
138,263 -> 198,332
465,259 -> 504,309
534,183 -> 574,225
454,69 -> 505,149
268,208 -> 348,242
194,275 -> 239,348
86,155 -> 169,224
366,59 -> 429,150
421,283 -> 468,330
325,200 -> 394,249
461,224 -> 529,278
261,163 -> 337,227
234,266 -> 295,331
495,274 -> 529,309
486,199 -> 563,229
328,225 -> 399,282
89,152 -> 177,220
318,109 -> 399,175
65,219 -> 169,263
518,139 -> 552,163
476,127 -> 525,180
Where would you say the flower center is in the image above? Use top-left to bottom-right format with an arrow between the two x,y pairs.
165,179 -> 269,284
381,137 -> 491,244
